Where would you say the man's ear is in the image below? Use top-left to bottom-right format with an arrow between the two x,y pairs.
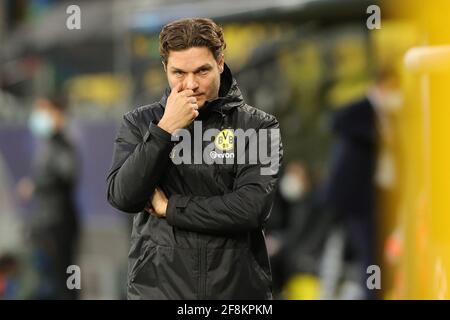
217,54 -> 225,73
162,60 -> 167,72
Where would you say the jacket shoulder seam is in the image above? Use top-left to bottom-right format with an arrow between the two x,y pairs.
123,103 -> 161,127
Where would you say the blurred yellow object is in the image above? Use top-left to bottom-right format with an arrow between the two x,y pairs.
404,45 -> 450,73
378,0 -> 450,299
133,35 -> 150,58
67,74 -> 131,108
283,273 -> 320,300
223,23 -> 284,69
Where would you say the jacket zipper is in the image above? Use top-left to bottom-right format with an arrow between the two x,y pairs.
197,106 -> 233,299
197,109 -> 225,300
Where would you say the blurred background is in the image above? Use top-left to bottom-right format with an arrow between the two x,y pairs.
1,0 -> 449,299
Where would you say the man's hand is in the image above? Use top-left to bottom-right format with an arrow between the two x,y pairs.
145,188 -> 168,218
158,82 -> 199,134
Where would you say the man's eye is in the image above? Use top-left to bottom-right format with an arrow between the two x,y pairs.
199,69 -> 209,75
174,71 -> 184,76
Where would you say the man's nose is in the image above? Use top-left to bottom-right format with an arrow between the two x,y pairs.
184,73 -> 199,91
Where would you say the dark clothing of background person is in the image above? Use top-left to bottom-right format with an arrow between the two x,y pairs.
281,191 -> 334,277
267,189 -> 333,294
30,132 -> 79,299
322,97 -> 378,298
107,65 -> 283,299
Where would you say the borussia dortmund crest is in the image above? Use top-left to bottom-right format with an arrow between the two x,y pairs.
214,129 -> 234,151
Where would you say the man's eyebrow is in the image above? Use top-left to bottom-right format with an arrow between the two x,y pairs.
170,64 -> 212,73
194,64 -> 213,72
170,67 -> 185,72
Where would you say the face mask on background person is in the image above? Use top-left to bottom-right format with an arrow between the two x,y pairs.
279,173 -> 305,202
381,89 -> 403,112
28,110 -> 55,138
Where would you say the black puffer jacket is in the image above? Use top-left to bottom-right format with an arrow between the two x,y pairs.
107,65 -> 283,299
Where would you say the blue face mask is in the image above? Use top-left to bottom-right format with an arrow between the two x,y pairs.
28,110 -> 55,138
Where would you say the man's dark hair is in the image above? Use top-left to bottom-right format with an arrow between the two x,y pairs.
159,18 -> 226,65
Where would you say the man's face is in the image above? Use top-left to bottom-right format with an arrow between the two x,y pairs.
165,47 -> 224,109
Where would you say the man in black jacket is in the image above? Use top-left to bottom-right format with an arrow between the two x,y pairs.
107,18 -> 283,299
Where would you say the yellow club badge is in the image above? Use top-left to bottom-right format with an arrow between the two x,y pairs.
215,129 -> 234,151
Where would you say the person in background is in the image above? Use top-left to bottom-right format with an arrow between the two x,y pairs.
267,160 -> 331,299
320,66 -> 402,299
17,95 -> 80,299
